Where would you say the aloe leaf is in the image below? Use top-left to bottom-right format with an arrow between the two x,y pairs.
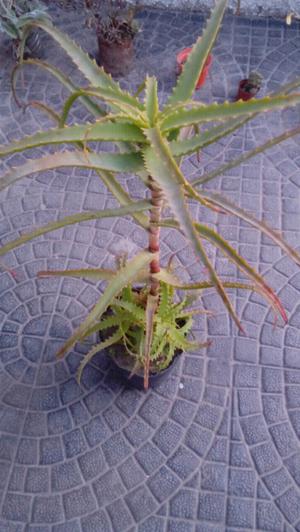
77,329 -> 123,383
170,117 -> 247,157
11,59 -> 106,118
144,293 -> 158,389
112,299 -> 145,322
192,125 -> 300,186
0,150 -> 143,192
194,222 -> 287,321
79,314 -> 126,338
155,271 -> 261,295
97,170 -> 149,229
0,201 -> 150,258
161,93 -> 300,132
28,20 -> 119,91
167,0 -> 227,106
170,77 -> 300,155
57,250 -> 156,359
21,101 -> 61,124
200,191 -> 300,266
60,87 -> 145,127
25,20 -> 145,116
143,125 -> 242,330
38,268 -> 115,280
0,122 -> 146,157
158,273 -> 283,320
145,76 -> 159,127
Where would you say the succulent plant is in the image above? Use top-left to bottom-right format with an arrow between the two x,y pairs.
1,0 -> 300,388
84,0 -> 138,44
0,0 -> 50,57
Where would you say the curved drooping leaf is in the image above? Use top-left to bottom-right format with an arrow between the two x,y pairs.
24,20 -> 145,118
193,222 -> 287,321
27,20 -> 120,91
0,150 -> 143,192
11,59 -> 106,117
97,170 -> 149,229
38,268 -> 115,280
60,87 -> 145,127
57,250 -> 156,358
155,270 -> 258,293
0,122 -> 146,157
160,93 -> 300,132
192,125 -> 300,186
0,201 -> 151,257
167,0 -> 227,106
77,329 -> 124,383
200,191 -> 300,266
143,125 -> 242,330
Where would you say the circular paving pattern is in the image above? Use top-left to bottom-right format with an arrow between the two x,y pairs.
1,4 -> 300,531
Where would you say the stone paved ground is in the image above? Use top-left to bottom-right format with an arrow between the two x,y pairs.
0,4 -> 300,531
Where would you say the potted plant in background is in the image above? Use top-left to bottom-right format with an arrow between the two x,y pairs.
236,71 -> 263,101
176,46 -> 212,89
0,0 -> 51,60
1,0 -> 300,389
84,0 -> 139,76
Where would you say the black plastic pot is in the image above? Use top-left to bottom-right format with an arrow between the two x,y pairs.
12,30 -> 44,60
106,345 -> 181,390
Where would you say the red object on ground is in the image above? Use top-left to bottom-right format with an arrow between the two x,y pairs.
236,79 -> 260,101
176,47 -> 212,89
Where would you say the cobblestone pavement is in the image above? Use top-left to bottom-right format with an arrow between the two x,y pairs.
0,4 -> 300,531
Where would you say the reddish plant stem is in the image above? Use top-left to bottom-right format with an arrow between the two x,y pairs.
148,177 -> 163,297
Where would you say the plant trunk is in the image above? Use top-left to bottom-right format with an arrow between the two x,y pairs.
148,177 -> 163,297
143,177 -> 163,389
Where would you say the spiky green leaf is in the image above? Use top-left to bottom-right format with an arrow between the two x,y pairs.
170,117 -> 247,157
77,329 -> 123,383
60,87 -> 145,126
143,125 -> 242,330
0,201 -> 150,257
0,122 -> 146,157
28,20 -> 120,90
161,93 -> 300,132
200,191 -> 300,266
97,170 -> 149,229
0,150 -> 143,192
192,126 -> 300,186
38,268 -> 115,280
57,251 -> 156,358
11,59 -> 106,117
167,0 -> 226,106
145,76 -> 159,126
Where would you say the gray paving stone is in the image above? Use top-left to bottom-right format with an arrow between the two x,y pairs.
63,485 -> 97,519
0,4 -> 300,530
32,495 -> 64,523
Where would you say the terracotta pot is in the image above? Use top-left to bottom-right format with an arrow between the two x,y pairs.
176,47 -> 212,89
97,35 -> 134,76
236,79 -> 259,101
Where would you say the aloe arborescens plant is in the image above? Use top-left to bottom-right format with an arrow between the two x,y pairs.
1,0 -> 300,388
